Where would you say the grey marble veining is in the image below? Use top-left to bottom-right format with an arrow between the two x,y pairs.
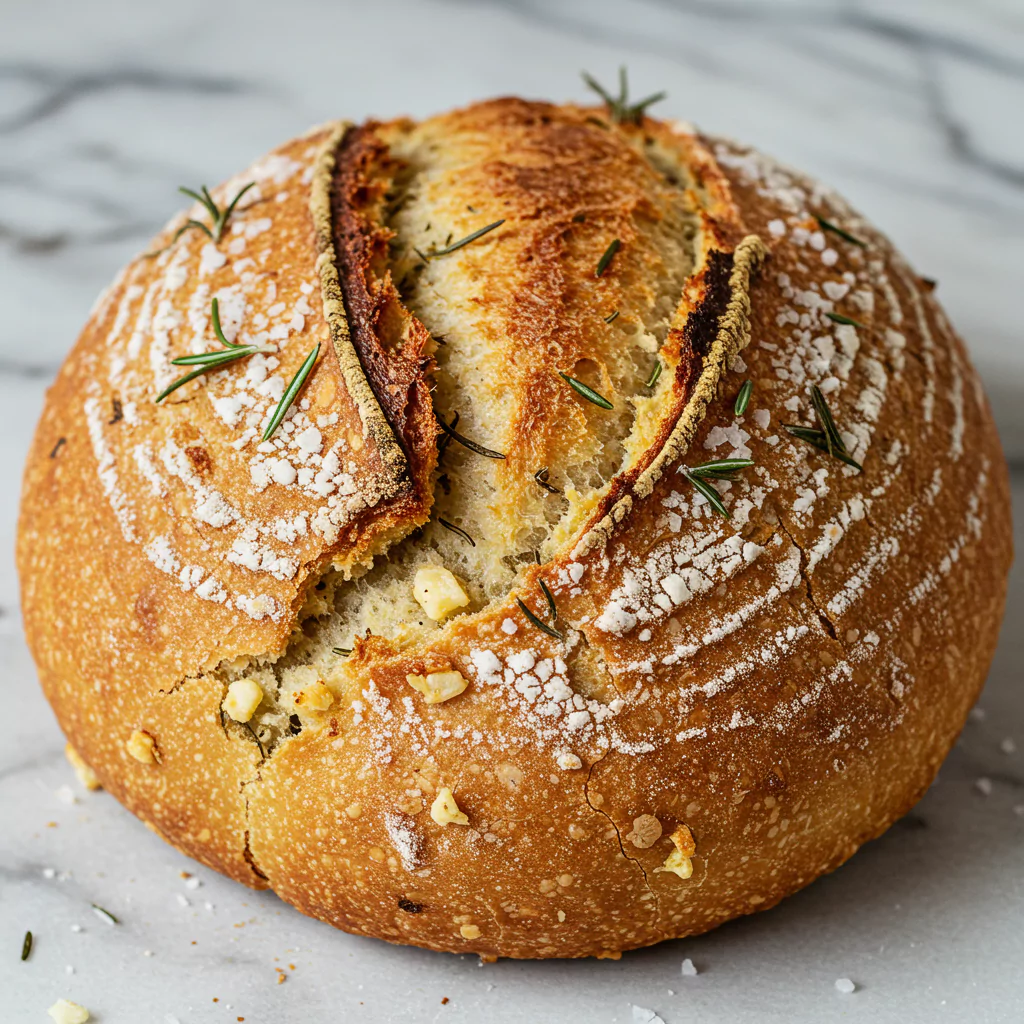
2,1 -> 1022,1021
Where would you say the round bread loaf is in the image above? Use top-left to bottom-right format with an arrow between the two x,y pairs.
18,98 -> 1012,959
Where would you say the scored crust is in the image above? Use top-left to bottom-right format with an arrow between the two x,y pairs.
18,99 -> 1012,956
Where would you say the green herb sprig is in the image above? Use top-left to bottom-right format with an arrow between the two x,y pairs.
783,384 -> 862,471
734,379 -> 753,415
436,413 -> 506,459
516,579 -> 564,641
147,182 -> 256,256
825,311 -> 866,329
91,904 -> 118,926
417,220 -> 505,260
438,518 -> 476,547
596,238 -> 620,277
815,215 -> 866,248
156,298 -> 272,403
582,67 -> 666,125
560,372 -> 613,409
262,343 -> 320,441
682,459 -> 755,519
534,466 -> 561,495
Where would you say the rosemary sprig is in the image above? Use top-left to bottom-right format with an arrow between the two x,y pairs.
582,67 -> 667,125
825,311 -> 866,329
783,425 -> 862,471
645,361 -> 662,388
435,413 -> 506,459
91,904 -> 118,926
156,298 -> 272,402
438,518 -> 476,547
21,931 -> 32,961
809,384 -> 844,457
783,385 -> 862,471
688,458 -> 755,480
595,238 -> 620,277
734,379 -> 753,416
538,578 -> 558,622
604,310 -> 620,324
244,721 -> 267,759
534,466 -> 562,495
684,472 -> 731,519
420,219 -> 505,258
516,597 -> 564,642
815,215 -> 866,248
147,181 -> 255,256
332,647 -> 352,657
262,343 -> 320,441
560,372 -> 613,410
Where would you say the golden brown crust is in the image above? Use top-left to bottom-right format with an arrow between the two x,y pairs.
18,101 -> 1013,956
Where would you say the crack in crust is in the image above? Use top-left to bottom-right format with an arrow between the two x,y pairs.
309,121 -> 414,504
571,233 -> 768,560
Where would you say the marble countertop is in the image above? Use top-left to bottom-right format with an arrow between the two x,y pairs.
2,0 -> 1021,1020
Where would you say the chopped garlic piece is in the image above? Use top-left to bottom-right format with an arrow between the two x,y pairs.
223,679 -> 263,723
430,786 -> 469,826
657,849 -> 693,879
48,999 -> 90,1024
406,670 -> 468,704
460,923 -> 481,939
289,680 -> 334,711
413,566 -> 469,621
126,730 -> 157,764
65,743 -> 100,790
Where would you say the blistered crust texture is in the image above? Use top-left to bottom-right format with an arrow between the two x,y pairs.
18,100 -> 1012,957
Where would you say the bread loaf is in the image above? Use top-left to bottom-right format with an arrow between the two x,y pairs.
18,97 -> 1012,958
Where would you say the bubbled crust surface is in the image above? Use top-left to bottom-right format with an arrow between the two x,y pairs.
18,100 -> 1013,956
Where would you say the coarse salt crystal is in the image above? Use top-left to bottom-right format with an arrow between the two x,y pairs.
975,777 -> 993,796
834,978 -> 856,994
681,958 -> 698,976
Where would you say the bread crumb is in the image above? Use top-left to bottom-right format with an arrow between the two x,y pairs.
65,744 -> 101,790
626,814 -> 663,849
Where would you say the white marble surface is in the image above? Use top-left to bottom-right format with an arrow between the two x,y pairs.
2,0 -> 1022,1021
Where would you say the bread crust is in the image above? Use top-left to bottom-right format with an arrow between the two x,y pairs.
18,101 -> 1012,956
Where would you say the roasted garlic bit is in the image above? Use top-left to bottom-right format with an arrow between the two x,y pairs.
430,786 -> 469,826
656,823 -> 696,879
406,669 -> 468,704
283,666 -> 334,712
222,679 -> 263,723
48,999 -> 90,1024
460,923 -> 482,940
65,743 -> 101,790
626,814 -> 663,849
413,566 -> 469,621
126,729 -> 157,765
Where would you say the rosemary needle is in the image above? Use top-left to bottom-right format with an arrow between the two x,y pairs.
516,598 -> 564,641
645,361 -> 662,388
332,647 -> 352,657
595,238 -> 620,277
262,343 -> 320,441
91,904 -> 118,926
825,311 -> 866,329
815,215 -> 866,248
684,472 -> 730,519
604,310 -> 620,324
245,721 -> 266,759
435,414 -> 506,459
534,467 -> 561,495
438,518 -> 476,546
422,220 -> 505,258
734,379 -> 753,415
538,578 -> 558,622
560,372 -> 613,410
810,384 -> 844,457
688,458 -> 755,480
21,931 -> 31,962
